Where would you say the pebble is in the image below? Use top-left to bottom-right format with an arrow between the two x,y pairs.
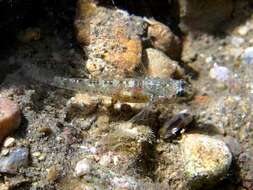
209,63 -> 231,82
1,149 -> 9,156
32,152 -> 41,158
145,48 -> 183,79
75,158 -> 92,177
66,93 -> 99,119
0,97 -> 21,142
242,47 -> 253,64
99,154 -> 112,167
231,36 -> 245,47
3,137 -> 15,148
181,134 -> 232,189
0,147 -> 29,174
237,25 -> 250,36
38,153 -> 46,161
47,166 -> 59,182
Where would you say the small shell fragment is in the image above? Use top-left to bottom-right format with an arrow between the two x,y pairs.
159,110 -> 193,141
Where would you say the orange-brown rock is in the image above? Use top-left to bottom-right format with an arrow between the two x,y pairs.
0,97 -> 21,143
146,18 -> 182,60
103,37 -> 142,74
75,0 -> 144,77
75,0 -> 97,46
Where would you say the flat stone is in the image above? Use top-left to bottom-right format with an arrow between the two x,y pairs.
181,134 -> 232,189
0,97 -> 21,143
0,147 -> 29,174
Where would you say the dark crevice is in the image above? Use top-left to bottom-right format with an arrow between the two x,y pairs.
0,0 -> 77,55
99,0 -> 181,36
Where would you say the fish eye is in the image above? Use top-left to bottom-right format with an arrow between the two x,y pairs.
171,127 -> 180,135
176,80 -> 186,96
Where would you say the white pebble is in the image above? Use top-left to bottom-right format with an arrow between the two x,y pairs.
209,63 -> 231,82
242,47 -> 253,64
3,137 -> 15,148
231,36 -> 245,47
32,152 -> 41,158
1,149 -> 9,156
237,25 -> 250,36
99,154 -> 112,166
75,158 -> 91,177
205,56 -> 213,64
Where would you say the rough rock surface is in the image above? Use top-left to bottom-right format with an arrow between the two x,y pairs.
75,0 -> 144,77
181,134 -> 232,189
0,97 -> 21,142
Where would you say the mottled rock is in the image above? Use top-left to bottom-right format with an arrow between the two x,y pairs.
0,97 -> 21,142
75,158 -> 92,177
155,143 -> 185,190
146,19 -> 182,60
86,58 -> 106,77
75,0 -> 144,77
0,147 -> 29,174
145,48 -> 183,79
179,0 -> 233,32
181,134 -> 232,189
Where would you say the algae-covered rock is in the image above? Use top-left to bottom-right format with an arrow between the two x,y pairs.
181,134 -> 233,189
